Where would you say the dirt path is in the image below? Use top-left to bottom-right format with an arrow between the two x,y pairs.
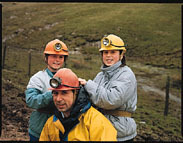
137,76 -> 181,105
129,60 -> 181,105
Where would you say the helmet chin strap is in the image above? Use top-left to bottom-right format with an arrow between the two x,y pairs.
120,51 -> 125,60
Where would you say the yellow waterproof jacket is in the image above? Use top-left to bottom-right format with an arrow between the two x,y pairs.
39,106 -> 117,141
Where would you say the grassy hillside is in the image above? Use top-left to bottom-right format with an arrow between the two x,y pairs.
2,3 -> 181,68
1,2 -> 182,141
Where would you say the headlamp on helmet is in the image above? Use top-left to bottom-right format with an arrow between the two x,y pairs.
54,43 -> 62,52
103,37 -> 111,47
50,77 -> 61,88
50,76 -> 80,89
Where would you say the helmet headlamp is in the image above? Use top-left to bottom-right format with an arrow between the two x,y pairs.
50,77 -> 61,88
54,43 -> 62,52
103,38 -> 111,47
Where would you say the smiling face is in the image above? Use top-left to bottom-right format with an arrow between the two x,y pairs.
102,50 -> 121,67
47,54 -> 65,72
52,90 -> 76,117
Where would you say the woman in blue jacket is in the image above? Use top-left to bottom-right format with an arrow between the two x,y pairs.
79,34 -> 137,142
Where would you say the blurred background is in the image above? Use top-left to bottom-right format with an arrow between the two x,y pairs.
1,2 -> 182,141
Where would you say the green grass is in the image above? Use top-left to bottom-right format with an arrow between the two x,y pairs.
2,3 -> 181,70
134,88 -> 182,141
2,3 -> 181,67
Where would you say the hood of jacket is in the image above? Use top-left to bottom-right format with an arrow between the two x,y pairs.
101,61 -> 122,80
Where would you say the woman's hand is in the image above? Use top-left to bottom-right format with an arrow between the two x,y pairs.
78,78 -> 87,85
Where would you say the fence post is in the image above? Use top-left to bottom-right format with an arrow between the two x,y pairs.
28,49 -> 32,77
2,44 -> 7,69
164,76 -> 170,116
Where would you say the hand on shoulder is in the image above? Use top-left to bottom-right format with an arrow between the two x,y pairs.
78,78 -> 87,85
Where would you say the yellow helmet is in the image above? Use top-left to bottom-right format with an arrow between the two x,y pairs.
44,39 -> 69,55
99,34 -> 126,53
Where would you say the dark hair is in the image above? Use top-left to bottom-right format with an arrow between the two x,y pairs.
63,56 -> 68,67
119,50 -> 126,67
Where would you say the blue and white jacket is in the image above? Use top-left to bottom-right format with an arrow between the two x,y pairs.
25,68 -> 55,138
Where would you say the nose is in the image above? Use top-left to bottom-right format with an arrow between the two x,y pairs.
106,52 -> 111,56
55,56 -> 60,61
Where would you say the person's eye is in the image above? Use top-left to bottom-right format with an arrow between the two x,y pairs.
62,91 -> 68,95
104,51 -> 108,54
59,55 -> 64,59
52,91 -> 58,96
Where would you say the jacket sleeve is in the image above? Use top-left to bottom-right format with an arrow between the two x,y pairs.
25,88 -> 52,109
84,72 -> 137,110
25,72 -> 53,109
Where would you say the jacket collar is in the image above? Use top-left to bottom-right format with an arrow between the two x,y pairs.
53,115 -> 65,133
101,61 -> 121,79
46,68 -> 54,78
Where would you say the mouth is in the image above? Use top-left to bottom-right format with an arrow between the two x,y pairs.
53,62 -> 61,65
106,59 -> 113,62
56,103 -> 66,109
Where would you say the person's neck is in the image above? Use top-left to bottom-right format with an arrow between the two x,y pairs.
63,111 -> 70,118
47,66 -> 57,73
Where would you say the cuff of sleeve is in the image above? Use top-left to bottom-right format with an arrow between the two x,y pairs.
84,80 -> 90,89
84,80 -> 93,96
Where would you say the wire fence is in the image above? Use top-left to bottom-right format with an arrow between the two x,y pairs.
2,43 -> 45,77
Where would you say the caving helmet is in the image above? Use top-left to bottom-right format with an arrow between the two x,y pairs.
44,39 -> 69,56
49,68 -> 80,91
99,34 -> 126,53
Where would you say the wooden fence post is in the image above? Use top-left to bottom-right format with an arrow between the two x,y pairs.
2,44 -> 7,69
164,76 -> 170,116
28,49 -> 32,77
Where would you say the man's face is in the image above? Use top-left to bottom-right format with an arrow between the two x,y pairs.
102,50 -> 121,66
52,90 -> 75,117
47,54 -> 64,72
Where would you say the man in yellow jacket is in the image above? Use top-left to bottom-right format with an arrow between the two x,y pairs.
39,68 -> 117,141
